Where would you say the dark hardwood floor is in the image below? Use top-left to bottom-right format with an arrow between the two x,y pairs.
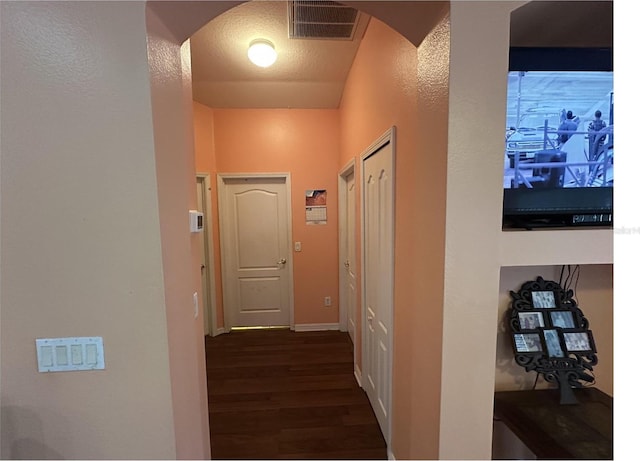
206,329 -> 387,460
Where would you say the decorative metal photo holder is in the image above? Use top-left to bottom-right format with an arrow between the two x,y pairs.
508,276 -> 597,404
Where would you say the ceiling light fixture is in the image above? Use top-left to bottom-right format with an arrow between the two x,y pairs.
247,39 -> 277,68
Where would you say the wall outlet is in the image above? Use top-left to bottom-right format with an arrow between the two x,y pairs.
324,296 -> 332,307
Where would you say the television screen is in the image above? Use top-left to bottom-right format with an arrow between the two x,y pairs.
503,48 -> 613,229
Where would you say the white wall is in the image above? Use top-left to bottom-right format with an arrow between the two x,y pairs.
440,2 -> 613,459
1,2 -> 177,458
440,3 -> 514,458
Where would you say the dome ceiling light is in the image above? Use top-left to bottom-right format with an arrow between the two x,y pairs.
247,39 -> 277,68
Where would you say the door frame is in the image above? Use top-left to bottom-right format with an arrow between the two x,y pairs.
338,158 -> 356,334
196,173 -> 219,337
360,126 -> 396,444
217,172 -> 295,331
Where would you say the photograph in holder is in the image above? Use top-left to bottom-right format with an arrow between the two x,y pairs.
550,310 -> 576,329
531,291 -> 556,308
543,329 -> 564,358
518,311 -> 545,330
563,331 -> 594,352
513,333 -> 543,353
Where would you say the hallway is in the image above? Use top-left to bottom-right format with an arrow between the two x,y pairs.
206,329 -> 387,459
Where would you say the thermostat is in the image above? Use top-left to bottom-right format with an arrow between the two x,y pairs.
189,210 -> 204,233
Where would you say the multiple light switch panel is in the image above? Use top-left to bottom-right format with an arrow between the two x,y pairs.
36,337 -> 105,372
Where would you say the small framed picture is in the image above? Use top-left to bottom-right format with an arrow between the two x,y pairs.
513,332 -> 544,353
562,330 -> 596,352
543,329 -> 565,358
531,290 -> 556,308
550,310 -> 576,329
518,311 -> 545,330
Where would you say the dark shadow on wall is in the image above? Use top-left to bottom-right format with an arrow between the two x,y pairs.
1,406 -> 65,460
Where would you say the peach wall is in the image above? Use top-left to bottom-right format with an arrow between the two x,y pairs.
339,18 -> 419,379
146,10 -> 210,459
194,101 -> 216,173
193,101 -> 224,328
212,109 -> 341,326
339,15 -> 449,459
339,19 -> 418,165
407,10 -> 450,459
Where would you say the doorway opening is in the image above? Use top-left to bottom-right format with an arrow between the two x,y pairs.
338,160 -> 358,360
196,174 -> 219,336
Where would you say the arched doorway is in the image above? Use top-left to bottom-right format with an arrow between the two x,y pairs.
144,1 -> 450,459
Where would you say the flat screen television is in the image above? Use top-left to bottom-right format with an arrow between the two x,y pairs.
502,47 -> 613,229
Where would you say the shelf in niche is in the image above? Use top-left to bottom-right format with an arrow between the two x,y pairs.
500,228 -> 612,267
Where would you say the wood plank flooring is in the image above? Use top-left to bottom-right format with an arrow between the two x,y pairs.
206,329 -> 387,459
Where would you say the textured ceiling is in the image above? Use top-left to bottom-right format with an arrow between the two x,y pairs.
190,1 -> 369,109
189,0 -> 613,110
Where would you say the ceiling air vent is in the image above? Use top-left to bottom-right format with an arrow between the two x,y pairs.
288,1 -> 362,40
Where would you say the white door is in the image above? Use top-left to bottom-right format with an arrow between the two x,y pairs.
345,171 -> 357,343
362,131 -> 394,444
218,175 -> 292,328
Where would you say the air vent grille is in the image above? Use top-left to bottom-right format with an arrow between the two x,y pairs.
289,1 -> 360,40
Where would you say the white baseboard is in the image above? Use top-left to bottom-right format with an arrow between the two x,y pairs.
354,364 -> 363,387
294,323 -> 340,332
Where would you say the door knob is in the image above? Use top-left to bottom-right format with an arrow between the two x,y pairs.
344,260 -> 350,268
278,258 -> 287,265
367,315 -> 373,322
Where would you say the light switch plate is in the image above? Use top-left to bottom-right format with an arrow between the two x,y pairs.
36,337 -> 105,372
